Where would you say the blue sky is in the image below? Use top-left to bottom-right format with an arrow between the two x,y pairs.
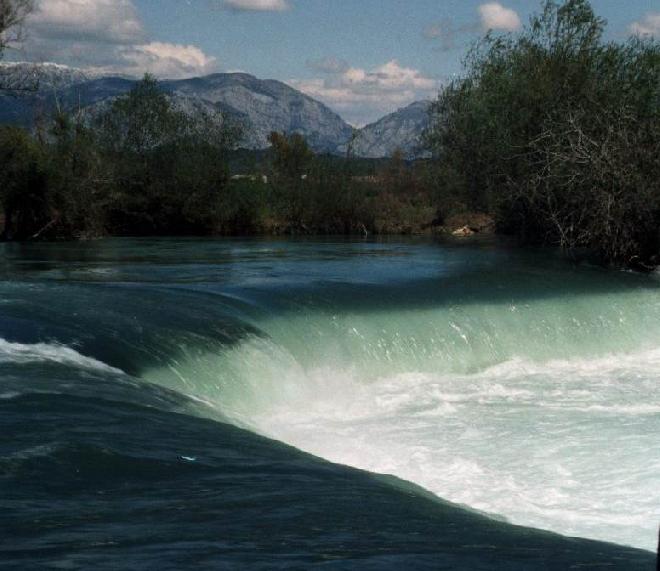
9,0 -> 660,125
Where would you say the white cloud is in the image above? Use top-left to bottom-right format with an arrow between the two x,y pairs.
30,0 -> 144,43
290,59 -> 440,126
20,0 -> 218,78
479,2 -> 521,32
424,7 -> 515,51
223,0 -> 289,11
116,42 -> 217,79
629,12 -> 660,37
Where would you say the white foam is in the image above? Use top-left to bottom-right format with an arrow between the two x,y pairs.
0,339 -> 122,373
242,350 -> 660,552
139,296 -> 660,553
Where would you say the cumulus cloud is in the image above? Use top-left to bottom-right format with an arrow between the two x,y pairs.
111,42 -> 217,78
290,59 -> 440,126
629,12 -> 660,37
223,0 -> 289,11
479,2 -> 521,32
29,0 -> 144,43
424,5 -> 518,52
19,0 -> 218,78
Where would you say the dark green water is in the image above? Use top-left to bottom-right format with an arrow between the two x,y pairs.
1,238 -> 657,570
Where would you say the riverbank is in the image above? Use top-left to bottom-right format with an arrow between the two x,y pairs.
5,207 -> 658,274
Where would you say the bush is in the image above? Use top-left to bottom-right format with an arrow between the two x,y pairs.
0,125 -> 49,240
425,0 -> 660,266
96,74 -> 240,236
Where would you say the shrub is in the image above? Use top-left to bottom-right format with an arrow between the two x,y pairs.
425,0 -> 660,265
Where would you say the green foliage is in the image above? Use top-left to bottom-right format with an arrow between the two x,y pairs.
0,125 -> 48,239
264,133 -> 381,234
0,74 -> 243,239
97,74 -> 182,158
268,131 -> 314,181
217,179 -> 268,234
95,74 -> 240,235
425,0 -> 660,265
0,76 -> 438,241
47,111 -> 109,238
256,146 -> 435,235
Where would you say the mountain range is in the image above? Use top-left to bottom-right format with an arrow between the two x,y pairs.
341,101 -> 432,159
0,63 -> 432,158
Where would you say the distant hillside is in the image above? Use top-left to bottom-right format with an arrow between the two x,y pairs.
161,73 -> 354,152
0,64 -> 435,157
0,62 -> 93,89
344,101 -> 432,159
0,64 -> 354,153
0,62 -> 95,126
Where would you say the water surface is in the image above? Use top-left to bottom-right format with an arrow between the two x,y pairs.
1,237 -> 657,569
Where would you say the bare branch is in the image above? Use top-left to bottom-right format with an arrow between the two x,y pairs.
0,0 -> 33,54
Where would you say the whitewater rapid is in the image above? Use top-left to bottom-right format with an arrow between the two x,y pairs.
246,350 -> 660,550
3,238 -> 658,556
3,327 -> 658,552
142,285 -> 660,552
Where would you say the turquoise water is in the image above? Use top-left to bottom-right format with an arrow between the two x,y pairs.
1,237 -> 657,569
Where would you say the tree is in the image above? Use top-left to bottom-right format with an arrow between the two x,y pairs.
97,74 -> 241,235
98,74 -> 184,159
425,0 -> 660,266
0,125 -> 47,240
266,132 -> 314,230
0,0 -> 32,55
47,111 -> 110,238
0,0 -> 35,92
268,131 -> 313,181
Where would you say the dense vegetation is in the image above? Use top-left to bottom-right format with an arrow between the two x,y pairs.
425,0 -> 660,266
1,76 -> 235,238
0,74 -> 437,239
1,0 -> 659,268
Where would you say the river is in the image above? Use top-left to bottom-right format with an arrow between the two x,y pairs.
1,237 -> 657,569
